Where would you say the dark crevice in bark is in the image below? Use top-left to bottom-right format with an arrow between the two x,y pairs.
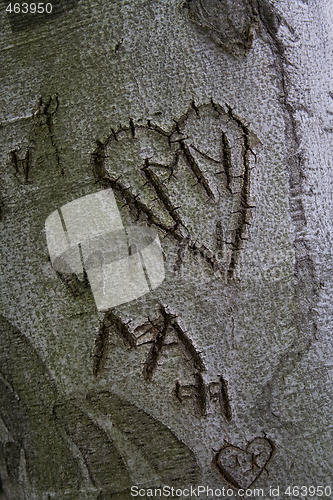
10,147 -> 32,183
249,0 -> 282,43
174,237 -> 188,272
37,94 -> 64,175
220,131 -> 233,194
225,105 -> 254,280
215,221 -> 224,257
141,160 -> 183,225
129,117 -> 136,138
193,372 -> 207,417
55,269 -> 90,296
104,310 -> 137,349
220,375 -> 232,422
114,38 -> 124,54
190,143 -> 220,165
143,312 -> 170,381
180,142 -> 216,200
92,321 -> 110,377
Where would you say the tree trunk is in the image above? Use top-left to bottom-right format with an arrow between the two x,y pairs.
0,0 -> 332,498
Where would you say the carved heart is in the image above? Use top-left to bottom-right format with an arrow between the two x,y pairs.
92,102 -> 258,281
215,437 -> 274,489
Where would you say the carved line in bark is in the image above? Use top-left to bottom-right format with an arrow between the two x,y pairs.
141,159 -> 183,225
225,104 -> 255,280
92,320 -> 110,378
36,94 -> 64,175
180,141 -> 217,200
10,147 -> 32,184
142,308 -> 171,382
93,309 -> 136,377
220,130 -> 233,194
139,307 -> 205,378
55,267 -> 90,296
219,375 -> 232,422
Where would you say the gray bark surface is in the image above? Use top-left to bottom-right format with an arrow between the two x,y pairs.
0,0 -> 332,498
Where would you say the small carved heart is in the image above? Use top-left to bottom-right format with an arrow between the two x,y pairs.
215,437 -> 274,489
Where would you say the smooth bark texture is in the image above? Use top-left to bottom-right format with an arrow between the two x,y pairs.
0,0 -> 332,498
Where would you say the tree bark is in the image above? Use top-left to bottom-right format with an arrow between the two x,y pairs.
0,0 -> 332,498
